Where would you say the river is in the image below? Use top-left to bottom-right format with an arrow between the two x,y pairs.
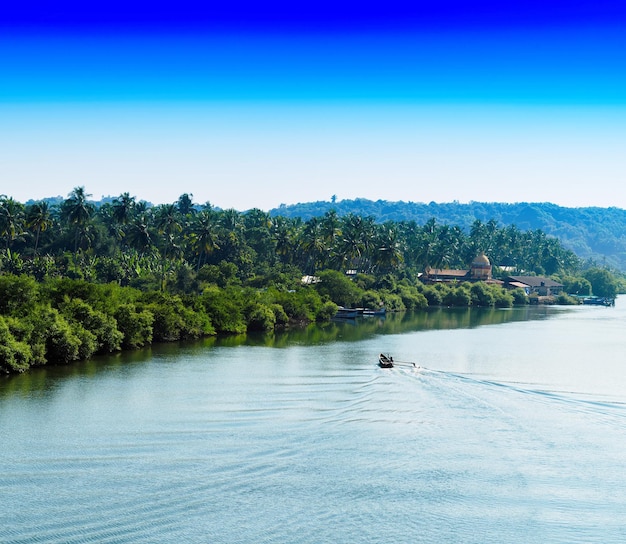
2,300 -> 626,543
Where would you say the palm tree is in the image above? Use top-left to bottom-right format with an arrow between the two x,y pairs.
189,210 -> 220,271
299,217 -> 327,273
0,196 -> 26,251
373,223 -> 403,273
154,204 -> 183,290
335,213 -> 368,271
61,187 -> 95,252
26,201 -> 52,256
176,193 -> 196,217
126,214 -> 154,255
272,216 -> 299,265
112,192 -> 136,226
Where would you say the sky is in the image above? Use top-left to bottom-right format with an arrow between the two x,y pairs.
2,1 -> 626,211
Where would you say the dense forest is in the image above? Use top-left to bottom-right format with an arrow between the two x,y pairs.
0,189 -> 622,374
271,199 -> 626,272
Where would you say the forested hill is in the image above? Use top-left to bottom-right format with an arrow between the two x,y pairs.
269,200 -> 626,271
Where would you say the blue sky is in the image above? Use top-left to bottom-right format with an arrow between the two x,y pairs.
2,1 -> 626,210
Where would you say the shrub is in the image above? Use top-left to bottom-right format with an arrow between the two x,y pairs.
114,304 -> 154,349
443,286 -> 472,307
59,298 -> 123,353
0,274 -> 39,316
470,282 -> 495,307
314,270 -> 363,308
0,316 -> 33,373
199,286 -> 247,334
29,306 -> 82,364
271,303 -> 290,326
422,285 -> 442,306
510,288 -> 529,305
396,285 -> 428,310
246,304 -> 277,331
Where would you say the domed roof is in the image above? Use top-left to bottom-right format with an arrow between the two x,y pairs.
472,253 -> 491,266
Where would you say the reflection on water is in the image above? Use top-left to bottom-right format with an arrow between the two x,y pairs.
231,304 -> 564,348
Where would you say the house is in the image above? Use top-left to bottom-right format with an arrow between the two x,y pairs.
504,276 -> 564,296
423,253 -> 501,284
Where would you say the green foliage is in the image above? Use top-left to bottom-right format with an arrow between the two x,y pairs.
470,282 -> 495,307
422,285 -> 443,306
314,270 -> 363,307
443,286 -> 472,307
379,293 -> 405,312
30,306 -> 82,364
583,268 -> 618,299
0,316 -> 33,373
510,288 -> 529,305
0,274 -> 39,316
4,189 -> 626,374
491,285 -> 514,308
141,291 -> 211,341
246,304 -> 277,332
59,297 -> 123,353
114,304 -> 154,349
271,303 -> 290,327
199,286 -> 247,334
395,284 -> 428,310
316,301 -> 339,321
556,293 -> 580,305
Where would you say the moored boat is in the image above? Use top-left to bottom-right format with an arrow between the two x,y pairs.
361,307 -> 386,316
335,307 -> 359,319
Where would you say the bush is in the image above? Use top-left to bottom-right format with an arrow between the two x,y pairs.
59,298 -> 123,353
396,284 -> 428,310
0,316 -> 33,373
360,290 -> 383,309
443,286 -> 472,307
29,306 -> 82,364
0,274 -> 39,316
114,304 -> 154,349
199,286 -> 247,334
422,285 -> 443,306
491,286 -> 514,308
469,282 -> 495,307
510,288 -> 529,305
315,301 -> 339,321
271,303 -> 290,326
314,270 -> 363,308
246,304 -> 277,331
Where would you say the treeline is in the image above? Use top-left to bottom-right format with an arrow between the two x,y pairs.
0,188 -> 622,373
2,188 -> 584,280
271,199 -> 626,272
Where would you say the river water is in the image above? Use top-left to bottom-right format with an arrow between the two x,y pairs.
2,300 -> 626,543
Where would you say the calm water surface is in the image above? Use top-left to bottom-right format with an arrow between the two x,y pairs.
2,300 -> 626,543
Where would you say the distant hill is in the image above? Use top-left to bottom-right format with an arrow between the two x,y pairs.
269,200 -> 626,272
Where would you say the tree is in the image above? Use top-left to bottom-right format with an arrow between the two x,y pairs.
0,196 -> 25,251
26,201 -> 52,256
583,267 -> 618,299
190,210 -> 220,271
112,192 -> 136,226
61,187 -> 95,252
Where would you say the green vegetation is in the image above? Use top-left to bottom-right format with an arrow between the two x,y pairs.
271,199 -> 626,272
0,189 -> 623,374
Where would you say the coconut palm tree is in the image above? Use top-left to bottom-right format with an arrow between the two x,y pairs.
0,196 -> 25,251
189,209 -> 220,271
26,201 -> 53,256
61,187 -> 95,252
112,192 -> 136,226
